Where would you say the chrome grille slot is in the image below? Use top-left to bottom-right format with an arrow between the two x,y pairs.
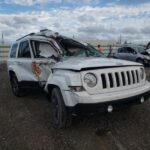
131,70 -> 135,84
121,72 -> 126,86
108,73 -> 113,88
115,72 -> 120,87
101,74 -> 107,89
127,71 -> 131,85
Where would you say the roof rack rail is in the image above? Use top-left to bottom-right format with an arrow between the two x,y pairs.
16,29 -> 60,41
16,33 -> 35,41
37,29 -> 59,38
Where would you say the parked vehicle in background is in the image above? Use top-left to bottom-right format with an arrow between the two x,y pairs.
7,30 -> 150,128
114,45 -> 150,66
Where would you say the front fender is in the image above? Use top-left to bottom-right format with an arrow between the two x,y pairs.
45,70 -> 82,92
44,70 -> 82,106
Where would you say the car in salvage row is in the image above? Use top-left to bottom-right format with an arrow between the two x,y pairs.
7,30 -> 150,128
113,45 -> 150,66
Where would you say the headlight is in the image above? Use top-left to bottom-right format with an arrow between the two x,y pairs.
140,68 -> 145,80
84,73 -> 97,87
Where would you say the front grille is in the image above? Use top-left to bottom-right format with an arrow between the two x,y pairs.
101,69 -> 141,89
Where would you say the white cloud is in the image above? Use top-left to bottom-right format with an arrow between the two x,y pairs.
1,3 -> 150,43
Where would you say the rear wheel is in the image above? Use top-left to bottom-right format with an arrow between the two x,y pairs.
51,87 -> 72,128
10,74 -> 24,97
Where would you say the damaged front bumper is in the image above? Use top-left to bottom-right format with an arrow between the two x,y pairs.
62,81 -> 150,115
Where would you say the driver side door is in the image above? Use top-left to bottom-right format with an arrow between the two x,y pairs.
30,40 -> 59,86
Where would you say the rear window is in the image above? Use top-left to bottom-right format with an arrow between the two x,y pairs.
10,43 -> 18,58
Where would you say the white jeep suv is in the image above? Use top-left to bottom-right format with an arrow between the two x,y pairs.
7,30 -> 150,128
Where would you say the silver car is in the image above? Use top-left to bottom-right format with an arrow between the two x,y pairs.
114,45 -> 150,66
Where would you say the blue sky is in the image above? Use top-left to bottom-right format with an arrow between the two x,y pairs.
1,0 -> 150,13
0,0 -> 150,43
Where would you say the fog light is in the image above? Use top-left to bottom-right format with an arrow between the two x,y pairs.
107,105 -> 113,113
140,97 -> 145,103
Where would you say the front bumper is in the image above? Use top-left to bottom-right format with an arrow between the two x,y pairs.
66,91 -> 150,114
62,81 -> 150,115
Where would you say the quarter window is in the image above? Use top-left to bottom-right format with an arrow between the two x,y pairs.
10,43 -> 18,58
18,41 -> 31,58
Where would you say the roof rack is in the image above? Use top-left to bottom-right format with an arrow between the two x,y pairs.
37,29 -> 59,38
16,33 -> 35,41
16,29 -> 60,41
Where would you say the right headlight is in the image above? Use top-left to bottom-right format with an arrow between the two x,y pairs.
84,73 -> 97,87
140,68 -> 145,80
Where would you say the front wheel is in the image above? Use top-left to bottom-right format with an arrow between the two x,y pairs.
51,88 -> 72,128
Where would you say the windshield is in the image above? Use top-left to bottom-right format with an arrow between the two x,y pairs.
56,38 -> 104,58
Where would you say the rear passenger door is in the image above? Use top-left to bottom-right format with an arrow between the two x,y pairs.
126,47 -> 137,62
16,40 -> 38,83
116,47 -> 128,60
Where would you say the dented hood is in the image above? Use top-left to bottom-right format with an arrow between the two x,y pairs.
52,57 -> 141,71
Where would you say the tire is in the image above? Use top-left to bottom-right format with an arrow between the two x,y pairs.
51,88 -> 72,129
10,74 -> 24,97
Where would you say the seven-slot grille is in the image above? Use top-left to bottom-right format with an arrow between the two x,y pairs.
101,69 -> 141,89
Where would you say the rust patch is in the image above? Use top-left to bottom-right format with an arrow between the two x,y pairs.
32,62 -> 42,76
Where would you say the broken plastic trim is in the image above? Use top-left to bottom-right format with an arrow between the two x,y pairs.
69,86 -> 85,92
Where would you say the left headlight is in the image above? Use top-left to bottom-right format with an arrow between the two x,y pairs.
84,73 -> 97,87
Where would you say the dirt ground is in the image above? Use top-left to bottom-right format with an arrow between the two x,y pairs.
0,63 -> 150,150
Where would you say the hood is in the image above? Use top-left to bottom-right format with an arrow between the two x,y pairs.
53,57 -> 142,71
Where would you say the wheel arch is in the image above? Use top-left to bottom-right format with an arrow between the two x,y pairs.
9,70 -> 16,80
47,83 -> 74,106
8,68 -> 20,81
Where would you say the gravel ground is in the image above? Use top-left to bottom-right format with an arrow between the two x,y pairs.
0,63 -> 150,150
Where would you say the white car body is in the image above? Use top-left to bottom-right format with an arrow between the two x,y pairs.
7,30 -> 150,116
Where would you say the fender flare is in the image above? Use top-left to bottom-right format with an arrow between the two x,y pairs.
8,67 -> 21,81
45,76 -> 73,106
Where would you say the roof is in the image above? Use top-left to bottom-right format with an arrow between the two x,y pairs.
15,29 -> 59,42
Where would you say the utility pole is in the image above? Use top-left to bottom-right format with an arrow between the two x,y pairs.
2,32 -> 4,45
119,34 -> 122,44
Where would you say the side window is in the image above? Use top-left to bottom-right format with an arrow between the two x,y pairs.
118,48 -> 126,53
31,41 -> 58,58
18,41 -> 31,58
126,47 -> 136,54
118,48 -> 122,53
10,43 -> 18,58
